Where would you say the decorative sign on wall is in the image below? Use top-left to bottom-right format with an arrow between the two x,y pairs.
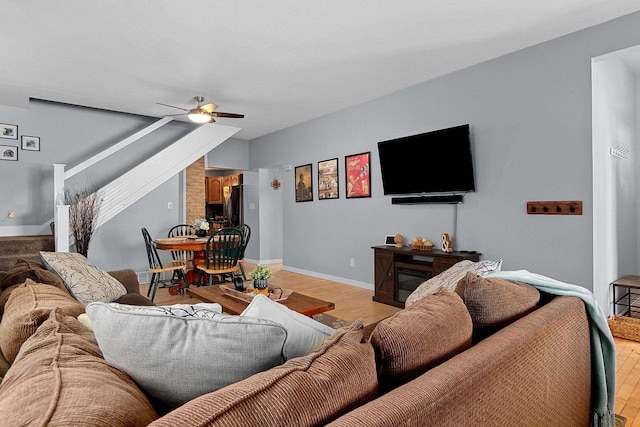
345,151 -> 371,199
0,145 -> 18,161
318,158 -> 339,200
21,135 -> 40,151
0,123 -> 18,140
295,163 -> 313,202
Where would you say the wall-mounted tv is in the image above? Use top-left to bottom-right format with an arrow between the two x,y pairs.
377,124 -> 475,196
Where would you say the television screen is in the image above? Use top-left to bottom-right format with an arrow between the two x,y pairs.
377,124 -> 475,195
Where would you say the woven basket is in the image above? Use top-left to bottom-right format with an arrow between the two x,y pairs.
410,244 -> 434,252
608,315 -> 640,342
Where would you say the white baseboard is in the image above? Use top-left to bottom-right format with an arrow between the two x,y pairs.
282,265 -> 373,290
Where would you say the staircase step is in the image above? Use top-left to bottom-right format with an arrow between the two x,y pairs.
0,235 -> 54,256
0,235 -> 55,271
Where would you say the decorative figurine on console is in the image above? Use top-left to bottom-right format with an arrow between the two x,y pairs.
394,234 -> 404,248
441,233 -> 453,253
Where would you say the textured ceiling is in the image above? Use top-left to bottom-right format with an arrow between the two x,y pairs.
1,1 -> 639,139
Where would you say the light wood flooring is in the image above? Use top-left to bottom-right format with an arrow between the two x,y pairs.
141,262 -> 640,425
615,337 -> 640,426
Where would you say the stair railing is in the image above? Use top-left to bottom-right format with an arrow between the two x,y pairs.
53,117 -> 239,252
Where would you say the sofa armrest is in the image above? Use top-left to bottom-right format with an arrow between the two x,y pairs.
328,296 -> 592,427
108,269 -> 141,295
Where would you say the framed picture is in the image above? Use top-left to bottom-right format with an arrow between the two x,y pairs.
21,135 -> 40,151
345,151 -> 371,198
318,158 -> 339,200
295,163 -> 313,202
0,124 -> 18,140
0,145 -> 18,161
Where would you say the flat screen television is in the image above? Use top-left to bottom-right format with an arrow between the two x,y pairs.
377,124 -> 475,195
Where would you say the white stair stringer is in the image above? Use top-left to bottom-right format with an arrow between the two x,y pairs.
96,124 -> 240,228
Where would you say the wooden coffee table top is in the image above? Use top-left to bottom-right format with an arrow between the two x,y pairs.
187,285 -> 335,317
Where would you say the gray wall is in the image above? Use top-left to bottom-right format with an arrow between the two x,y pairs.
249,11 -> 640,290
0,99 -> 196,273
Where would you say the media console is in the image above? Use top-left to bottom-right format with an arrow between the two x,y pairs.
372,245 -> 480,308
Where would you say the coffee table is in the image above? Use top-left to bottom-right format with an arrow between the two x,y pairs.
188,285 -> 335,317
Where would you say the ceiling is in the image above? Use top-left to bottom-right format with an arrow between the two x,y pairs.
2,1 -> 639,140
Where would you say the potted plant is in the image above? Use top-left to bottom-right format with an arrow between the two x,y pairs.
193,218 -> 210,237
249,264 -> 273,295
64,186 -> 102,257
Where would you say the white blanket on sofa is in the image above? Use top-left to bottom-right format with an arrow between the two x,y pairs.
486,270 -> 615,427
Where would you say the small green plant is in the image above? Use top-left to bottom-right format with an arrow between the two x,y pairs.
249,264 -> 273,280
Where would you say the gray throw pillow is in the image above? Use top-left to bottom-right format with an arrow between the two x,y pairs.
86,302 -> 287,408
241,294 -> 335,359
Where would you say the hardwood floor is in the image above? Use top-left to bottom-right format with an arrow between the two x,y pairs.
615,337 -> 640,426
142,262 -> 640,424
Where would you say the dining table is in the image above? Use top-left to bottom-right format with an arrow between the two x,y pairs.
154,236 -> 210,285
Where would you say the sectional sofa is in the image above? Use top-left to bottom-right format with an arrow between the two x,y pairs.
0,255 -> 608,426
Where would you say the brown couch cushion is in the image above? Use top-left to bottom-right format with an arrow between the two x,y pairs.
148,320 -> 377,427
0,284 -> 19,321
0,279 -> 84,363
0,346 -> 9,379
0,309 -> 158,426
455,272 -> 540,337
113,292 -> 155,306
1,259 -> 67,292
370,289 -> 472,390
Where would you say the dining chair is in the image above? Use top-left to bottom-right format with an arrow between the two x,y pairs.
196,227 -> 243,286
168,224 -> 196,272
141,227 -> 189,302
237,223 -> 251,280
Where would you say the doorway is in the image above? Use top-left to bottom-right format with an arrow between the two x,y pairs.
592,45 -> 640,316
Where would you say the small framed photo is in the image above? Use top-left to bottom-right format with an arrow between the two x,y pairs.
295,163 -> 313,202
21,135 -> 40,151
0,124 -> 18,140
345,152 -> 371,198
318,158 -> 339,200
0,145 -> 18,161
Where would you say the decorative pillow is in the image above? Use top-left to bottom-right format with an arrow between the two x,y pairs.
405,259 -> 503,307
86,301 -> 287,409
0,309 -> 158,426
370,289 -> 472,390
1,259 -> 67,292
40,251 -> 127,305
147,320 -> 377,427
241,294 -> 335,359
455,272 -> 540,336
0,279 -> 84,363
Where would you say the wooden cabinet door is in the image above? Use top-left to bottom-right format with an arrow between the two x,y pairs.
206,177 -> 223,203
373,249 -> 395,303
433,257 -> 463,275
230,174 -> 239,186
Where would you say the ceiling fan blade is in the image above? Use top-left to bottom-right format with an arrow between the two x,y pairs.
211,112 -> 245,118
156,102 -> 189,112
200,103 -> 217,113
165,113 -> 187,117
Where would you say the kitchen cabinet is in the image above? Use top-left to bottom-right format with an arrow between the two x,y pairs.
205,177 -> 223,204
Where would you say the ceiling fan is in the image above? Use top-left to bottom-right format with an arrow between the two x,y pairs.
157,96 -> 244,124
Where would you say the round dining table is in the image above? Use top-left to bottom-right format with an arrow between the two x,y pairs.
154,236 -> 209,285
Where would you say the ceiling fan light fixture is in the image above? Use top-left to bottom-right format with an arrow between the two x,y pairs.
187,109 -> 213,123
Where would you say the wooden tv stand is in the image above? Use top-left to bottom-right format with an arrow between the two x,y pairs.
372,245 -> 480,308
